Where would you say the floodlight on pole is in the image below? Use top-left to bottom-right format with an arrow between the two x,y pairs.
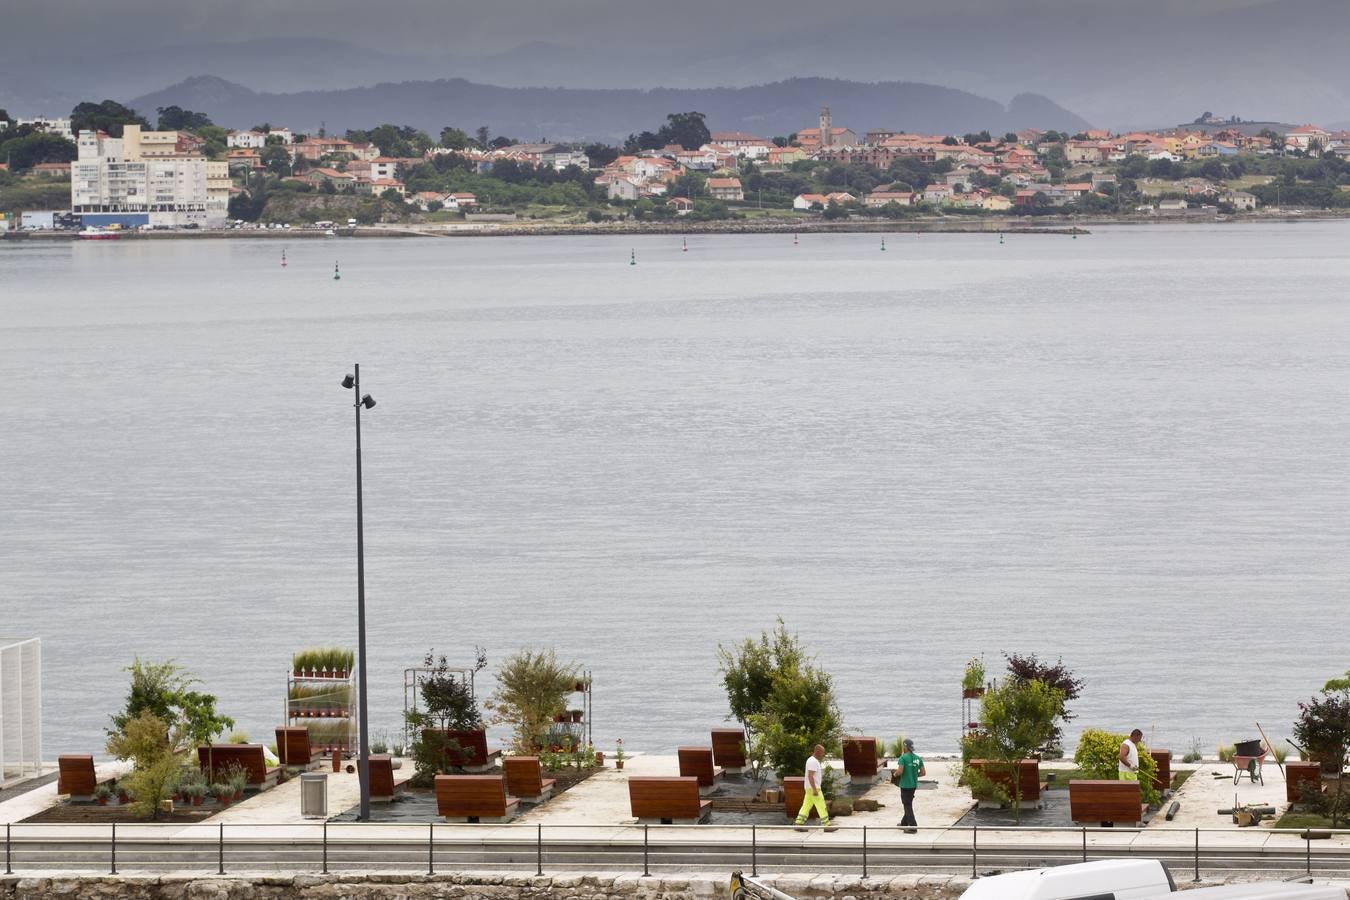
341,364 -> 374,821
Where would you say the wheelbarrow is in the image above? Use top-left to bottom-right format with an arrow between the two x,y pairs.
1231,739 -> 1267,785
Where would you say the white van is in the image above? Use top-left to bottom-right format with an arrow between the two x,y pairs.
1143,884 -> 1345,899
958,859 -> 1175,899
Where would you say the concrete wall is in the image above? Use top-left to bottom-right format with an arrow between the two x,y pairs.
0,872 -> 973,900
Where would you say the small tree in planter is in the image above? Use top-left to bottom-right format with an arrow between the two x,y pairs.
106,711 -> 185,820
486,647 -> 579,755
962,678 -> 1063,821
1002,653 -> 1085,757
728,622 -> 842,780
1293,684 -> 1350,827
405,647 -> 488,787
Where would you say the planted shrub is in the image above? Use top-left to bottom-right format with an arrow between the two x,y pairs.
721,621 -> 841,779
486,647 -> 579,755
1074,728 -> 1160,807
405,647 -> 488,787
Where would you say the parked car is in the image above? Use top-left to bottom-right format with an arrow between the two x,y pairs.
1144,884 -> 1344,899
958,860 -> 1175,899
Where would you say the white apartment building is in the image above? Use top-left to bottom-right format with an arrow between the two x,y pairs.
228,128 -> 294,149
6,116 -> 75,140
227,130 -> 267,149
72,129 -> 228,227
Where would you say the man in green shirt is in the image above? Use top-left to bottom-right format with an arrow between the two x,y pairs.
895,738 -> 925,832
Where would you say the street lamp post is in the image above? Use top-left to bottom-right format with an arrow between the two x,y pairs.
341,365 -> 376,820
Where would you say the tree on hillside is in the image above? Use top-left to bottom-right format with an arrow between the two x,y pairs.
489,135 -> 515,149
584,142 -> 619,166
156,105 -> 213,131
439,126 -> 472,150
476,125 -> 490,148
658,111 -> 711,150
0,109 -> 11,125
0,130 -> 77,169
70,100 -> 149,137
260,144 -> 292,177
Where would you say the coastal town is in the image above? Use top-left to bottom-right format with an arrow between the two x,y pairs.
2,104 -> 1350,233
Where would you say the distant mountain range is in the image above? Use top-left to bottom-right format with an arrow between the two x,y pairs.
126,75 -> 1091,143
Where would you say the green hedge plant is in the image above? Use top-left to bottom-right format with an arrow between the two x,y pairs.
1074,728 -> 1160,807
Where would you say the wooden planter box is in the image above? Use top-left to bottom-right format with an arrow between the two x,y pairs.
425,728 -> 499,772
970,759 -> 1042,808
1150,750 -> 1172,796
1286,761 -> 1324,805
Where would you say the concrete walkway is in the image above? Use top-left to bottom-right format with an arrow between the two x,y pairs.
0,761 -> 129,825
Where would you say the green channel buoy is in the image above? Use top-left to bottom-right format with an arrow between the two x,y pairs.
881,237 -> 886,251
629,249 -> 636,266
333,261 -> 341,280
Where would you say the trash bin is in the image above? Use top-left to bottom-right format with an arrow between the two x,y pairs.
300,772 -> 328,818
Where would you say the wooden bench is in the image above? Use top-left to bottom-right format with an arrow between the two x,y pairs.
1069,779 -> 1147,826
970,759 -> 1044,809
1287,761 -> 1325,805
711,729 -> 748,774
782,776 -> 818,822
677,746 -> 724,796
843,736 -> 885,784
434,774 -> 519,822
628,776 -> 712,824
57,755 -> 99,800
198,744 -> 280,791
1150,750 -> 1172,796
369,754 -> 400,803
424,728 -> 501,773
504,756 -> 556,803
275,726 -> 322,768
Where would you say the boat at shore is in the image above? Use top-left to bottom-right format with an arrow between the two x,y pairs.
77,228 -> 120,240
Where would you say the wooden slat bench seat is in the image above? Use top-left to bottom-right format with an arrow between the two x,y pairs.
1069,779 -> 1147,826
434,774 -> 519,822
57,755 -> 99,800
970,759 -> 1043,809
1150,750 -> 1172,796
628,776 -> 711,824
368,754 -> 404,803
424,728 -> 502,773
782,776 -> 818,822
677,746 -> 724,796
711,729 -> 748,774
1287,761 -> 1325,805
503,756 -> 556,803
843,737 -> 885,784
198,744 -> 280,791
275,726 -> 322,768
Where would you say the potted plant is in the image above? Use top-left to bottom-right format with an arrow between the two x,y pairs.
93,784 -> 112,806
115,780 -> 131,805
962,658 -> 986,699
213,784 -> 232,806
614,738 -> 626,771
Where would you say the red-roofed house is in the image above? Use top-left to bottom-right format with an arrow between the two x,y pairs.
706,177 -> 743,201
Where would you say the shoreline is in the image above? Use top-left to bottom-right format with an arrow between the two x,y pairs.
4,210 -> 1347,240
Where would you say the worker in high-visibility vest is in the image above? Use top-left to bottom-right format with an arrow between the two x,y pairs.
793,744 -> 830,828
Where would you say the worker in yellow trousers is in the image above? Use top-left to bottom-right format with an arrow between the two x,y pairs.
794,744 -> 831,828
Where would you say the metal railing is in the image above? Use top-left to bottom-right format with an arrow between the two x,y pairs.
4,821 -> 1349,879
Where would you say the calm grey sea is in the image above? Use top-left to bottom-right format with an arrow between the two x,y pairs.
3,224 -> 1348,759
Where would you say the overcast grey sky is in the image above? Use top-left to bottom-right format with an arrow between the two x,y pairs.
3,0 -> 1275,55
5,0 -> 1348,127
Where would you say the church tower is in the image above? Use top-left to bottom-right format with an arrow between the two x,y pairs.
820,106 -> 832,148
